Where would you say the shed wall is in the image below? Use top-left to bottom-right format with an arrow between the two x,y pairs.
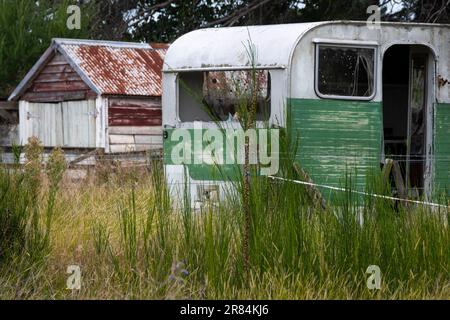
108,97 -> 162,153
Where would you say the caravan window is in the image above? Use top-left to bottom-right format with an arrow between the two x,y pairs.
316,45 -> 376,99
178,70 -> 271,122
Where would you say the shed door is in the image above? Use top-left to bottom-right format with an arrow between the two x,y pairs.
28,103 -> 63,146
62,100 -> 96,147
27,100 -> 96,148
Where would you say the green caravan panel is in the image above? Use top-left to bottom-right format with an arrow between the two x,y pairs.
164,128 -> 279,181
288,99 -> 383,198
163,128 -> 244,181
434,103 -> 450,195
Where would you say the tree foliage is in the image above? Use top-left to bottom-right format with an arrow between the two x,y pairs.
0,0 -> 94,97
89,0 -> 450,43
386,0 -> 450,23
0,0 -> 449,97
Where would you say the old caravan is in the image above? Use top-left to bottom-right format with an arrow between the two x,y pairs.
162,21 -> 450,204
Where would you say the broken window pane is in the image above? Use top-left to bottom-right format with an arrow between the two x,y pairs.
179,70 -> 271,122
317,45 -> 375,98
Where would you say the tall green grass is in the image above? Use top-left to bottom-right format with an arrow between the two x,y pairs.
83,147 -> 449,299
0,138 -> 66,298
1,46 -> 448,297
0,138 -> 448,299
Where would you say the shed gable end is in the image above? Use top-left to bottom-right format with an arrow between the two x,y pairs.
22,53 -> 96,103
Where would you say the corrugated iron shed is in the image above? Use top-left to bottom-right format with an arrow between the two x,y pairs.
61,41 -> 167,96
9,39 -> 169,101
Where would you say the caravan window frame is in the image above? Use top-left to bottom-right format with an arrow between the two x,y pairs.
176,68 -> 273,123
314,42 -> 378,101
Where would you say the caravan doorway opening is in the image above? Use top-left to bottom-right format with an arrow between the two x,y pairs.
382,44 -> 433,197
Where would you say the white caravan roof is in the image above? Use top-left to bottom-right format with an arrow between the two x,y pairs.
163,21 -> 450,72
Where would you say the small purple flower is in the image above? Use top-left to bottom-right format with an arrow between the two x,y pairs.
180,269 -> 189,277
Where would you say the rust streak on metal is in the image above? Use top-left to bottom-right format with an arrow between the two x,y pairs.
61,43 -> 168,97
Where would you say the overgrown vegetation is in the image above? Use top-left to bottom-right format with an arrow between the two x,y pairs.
0,138 -> 448,299
0,138 -> 66,298
0,0 -> 94,97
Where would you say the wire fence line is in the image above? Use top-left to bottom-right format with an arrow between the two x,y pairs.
268,175 -> 449,210
1,146 -> 448,209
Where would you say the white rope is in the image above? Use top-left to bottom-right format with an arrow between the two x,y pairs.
268,175 -> 450,210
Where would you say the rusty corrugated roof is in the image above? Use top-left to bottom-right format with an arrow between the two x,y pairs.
59,41 -> 167,97
9,39 -> 169,101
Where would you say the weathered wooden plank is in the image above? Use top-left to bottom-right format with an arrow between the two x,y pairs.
108,126 -> 162,135
24,100 -> 97,148
49,53 -> 67,63
19,52 -> 96,103
30,80 -> 90,93
62,100 -> 96,148
108,107 -> 162,115
28,102 -> 64,147
109,97 -> 161,109
22,91 -> 95,103
69,148 -> 101,167
109,118 -> 162,126
134,144 -> 162,151
0,101 -> 18,110
134,135 -> 163,145
40,64 -> 74,74
109,134 -> 135,144
34,72 -> 82,83
109,102 -> 162,109
109,144 -> 137,153
46,61 -> 71,67
110,144 -> 162,153
108,97 -> 162,126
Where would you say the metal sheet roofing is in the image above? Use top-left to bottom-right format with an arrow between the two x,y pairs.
9,39 -> 169,100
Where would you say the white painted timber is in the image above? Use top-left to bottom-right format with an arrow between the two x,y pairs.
109,143 -> 161,153
135,144 -> 162,151
109,134 -> 135,144
28,102 -> 64,146
22,100 -> 96,148
96,96 -> 106,149
134,135 -> 163,145
62,100 -> 96,148
108,126 -> 162,135
109,144 -> 137,153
